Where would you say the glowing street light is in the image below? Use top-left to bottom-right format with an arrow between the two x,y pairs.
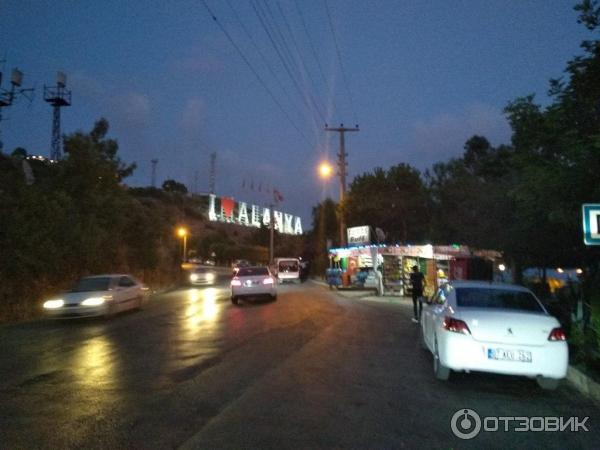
177,227 -> 188,262
318,161 -> 333,179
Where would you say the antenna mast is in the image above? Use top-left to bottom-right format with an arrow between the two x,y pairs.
44,72 -> 71,160
151,159 -> 158,187
0,67 -> 35,151
209,152 -> 217,194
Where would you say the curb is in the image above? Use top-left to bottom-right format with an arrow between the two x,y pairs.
566,366 -> 600,405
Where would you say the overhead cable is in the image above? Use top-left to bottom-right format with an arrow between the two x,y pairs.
200,0 -> 314,147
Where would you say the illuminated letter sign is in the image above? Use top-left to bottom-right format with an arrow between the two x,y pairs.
205,195 -> 303,235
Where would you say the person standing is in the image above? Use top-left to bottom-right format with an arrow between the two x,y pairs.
410,265 -> 425,323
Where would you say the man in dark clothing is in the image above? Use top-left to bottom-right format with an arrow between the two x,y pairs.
410,265 -> 425,323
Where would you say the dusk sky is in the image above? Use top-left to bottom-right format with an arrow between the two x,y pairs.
1,1 -> 592,226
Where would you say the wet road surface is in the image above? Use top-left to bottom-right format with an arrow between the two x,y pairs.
1,281 -> 599,449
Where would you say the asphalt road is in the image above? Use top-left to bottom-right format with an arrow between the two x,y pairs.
1,280 -> 599,449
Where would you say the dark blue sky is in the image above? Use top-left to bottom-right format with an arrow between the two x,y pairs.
1,1 -> 591,225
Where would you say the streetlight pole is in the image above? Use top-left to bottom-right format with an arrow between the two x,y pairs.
177,227 -> 188,263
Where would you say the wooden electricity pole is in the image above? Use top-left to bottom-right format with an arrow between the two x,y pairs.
325,124 -> 359,247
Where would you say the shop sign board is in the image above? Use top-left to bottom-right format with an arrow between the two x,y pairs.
583,204 -> 600,245
207,194 -> 303,235
347,226 -> 370,245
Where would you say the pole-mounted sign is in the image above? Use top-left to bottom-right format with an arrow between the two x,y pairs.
582,204 -> 600,245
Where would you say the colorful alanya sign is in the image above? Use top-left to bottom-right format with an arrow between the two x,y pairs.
207,194 -> 303,235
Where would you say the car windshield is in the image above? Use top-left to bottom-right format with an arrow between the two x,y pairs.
194,268 -> 207,273
71,277 -> 112,292
278,261 -> 299,272
456,288 -> 544,312
237,267 -> 269,277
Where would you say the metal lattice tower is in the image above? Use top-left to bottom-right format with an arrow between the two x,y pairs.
0,68 -> 35,151
44,72 -> 71,161
209,152 -> 216,194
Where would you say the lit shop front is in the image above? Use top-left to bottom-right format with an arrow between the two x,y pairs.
328,243 -> 500,296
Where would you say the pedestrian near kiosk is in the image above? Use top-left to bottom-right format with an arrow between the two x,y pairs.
410,265 -> 425,323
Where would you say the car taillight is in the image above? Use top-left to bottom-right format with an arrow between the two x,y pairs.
442,316 -> 471,335
231,279 -> 242,286
548,327 -> 566,341
263,277 -> 274,285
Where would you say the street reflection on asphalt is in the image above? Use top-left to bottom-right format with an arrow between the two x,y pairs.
71,335 -> 118,389
185,288 -> 221,329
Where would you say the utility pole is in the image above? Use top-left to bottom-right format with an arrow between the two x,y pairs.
209,152 -> 217,194
44,72 -> 71,161
151,159 -> 158,187
325,123 -> 359,247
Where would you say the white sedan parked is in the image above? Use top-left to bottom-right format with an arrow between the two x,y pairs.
43,274 -> 149,318
231,266 -> 277,305
420,281 -> 568,390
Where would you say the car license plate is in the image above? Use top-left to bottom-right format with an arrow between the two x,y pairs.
244,280 -> 253,287
487,348 -> 532,363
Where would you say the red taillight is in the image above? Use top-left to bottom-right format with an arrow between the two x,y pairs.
231,279 -> 242,286
263,277 -> 274,285
443,316 -> 471,335
548,327 -> 566,341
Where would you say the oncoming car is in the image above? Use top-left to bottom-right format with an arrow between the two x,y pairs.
189,267 -> 217,286
420,281 -> 568,390
43,274 -> 149,318
231,266 -> 277,305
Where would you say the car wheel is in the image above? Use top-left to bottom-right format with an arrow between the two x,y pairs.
231,296 -> 239,305
433,338 -> 450,381
271,294 -> 277,302
537,376 -> 560,390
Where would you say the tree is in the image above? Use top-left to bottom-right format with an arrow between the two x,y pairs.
307,198 -> 339,275
344,164 -> 430,243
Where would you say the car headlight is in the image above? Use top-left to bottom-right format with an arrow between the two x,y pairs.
81,297 -> 106,306
190,273 -> 199,282
43,299 -> 64,309
206,273 -> 215,281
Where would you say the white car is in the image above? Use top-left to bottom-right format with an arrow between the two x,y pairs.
43,274 -> 149,318
420,281 -> 568,390
231,266 -> 277,305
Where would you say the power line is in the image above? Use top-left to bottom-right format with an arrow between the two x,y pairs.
252,0 -> 325,125
294,0 -> 338,119
200,0 -> 313,147
224,0 -> 307,124
324,0 -> 358,126
275,1 -> 329,122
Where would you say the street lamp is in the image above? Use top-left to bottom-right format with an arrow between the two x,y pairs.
318,161 -> 333,179
177,227 -> 188,262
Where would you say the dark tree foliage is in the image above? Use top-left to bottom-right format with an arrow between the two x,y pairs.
344,163 -> 430,243
162,179 -> 188,194
0,119 -> 180,322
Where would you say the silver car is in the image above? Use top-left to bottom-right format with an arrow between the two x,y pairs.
43,274 -> 149,318
231,266 -> 277,305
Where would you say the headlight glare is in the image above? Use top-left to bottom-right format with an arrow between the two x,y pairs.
81,297 -> 105,306
190,273 -> 199,282
43,299 -> 64,309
